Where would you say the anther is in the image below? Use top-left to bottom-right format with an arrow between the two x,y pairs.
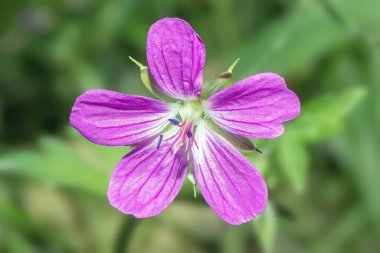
186,129 -> 192,138
168,119 -> 180,126
156,134 -> 163,150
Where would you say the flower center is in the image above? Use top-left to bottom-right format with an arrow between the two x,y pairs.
178,100 -> 204,125
165,118 -> 199,149
156,100 -> 205,150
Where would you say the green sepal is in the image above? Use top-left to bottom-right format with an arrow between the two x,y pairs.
201,58 -> 240,98
208,120 -> 260,152
129,56 -> 176,103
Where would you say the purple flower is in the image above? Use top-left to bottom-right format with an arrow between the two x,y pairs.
70,18 -> 300,225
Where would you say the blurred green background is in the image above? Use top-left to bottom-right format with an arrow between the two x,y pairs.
1,0 -> 379,252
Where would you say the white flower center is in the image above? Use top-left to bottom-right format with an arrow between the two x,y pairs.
178,100 -> 204,125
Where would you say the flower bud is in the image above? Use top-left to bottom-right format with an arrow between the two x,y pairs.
129,56 -> 175,102
201,58 -> 240,98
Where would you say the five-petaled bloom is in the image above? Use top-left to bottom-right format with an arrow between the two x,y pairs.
70,18 -> 300,225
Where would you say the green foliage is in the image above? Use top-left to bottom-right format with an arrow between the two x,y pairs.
0,130 -> 127,195
277,133 -> 309,194
233,0 -> 380,77
296,87 -> 366,142
252,202 -> 277,253
277,87 -> 365,193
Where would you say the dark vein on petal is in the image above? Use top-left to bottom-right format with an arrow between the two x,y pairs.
190,31 -> 195,95
104,120 -> 169,140
207,135 -> 255,193
151,47 -> 173,97
177,20 -> 186,96
196,156 -> 218,210
160,38 -> 178,96
205,139 -> 241,194
89,116 -> 166,129
160,149 -> 188,206
209,94 -> 288,112
118,130 -> 182,202
141,145 -> 179,206
193,138 -> 217,208
208,133 -> 264,204
202,140 -> 236,212
79,102 -> 170,113
212,115 -> 282,132
210,120 -> 273,137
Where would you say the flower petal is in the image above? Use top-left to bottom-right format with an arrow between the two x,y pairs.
206,73 -> 300,138
191,122 -> 267,225
147,18 -> 206,100
70,89 -> 177,146
108,128 -> 188,218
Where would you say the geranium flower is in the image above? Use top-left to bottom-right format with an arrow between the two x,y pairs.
70,18 -> 300,225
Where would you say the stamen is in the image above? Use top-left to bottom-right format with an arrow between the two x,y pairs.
185,129 -> 199,149
186,129 -> 192,138
156,134 -> 163,150
168,118 -> 180,126
193,138 -> 199,149
166,120 -> 199,149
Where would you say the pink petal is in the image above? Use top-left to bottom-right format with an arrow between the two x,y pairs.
206,73 -> 300,138
70,89 -> 177,146
108,128 -> 188,218
147,18 -> 206,100
191,122 -> 267,225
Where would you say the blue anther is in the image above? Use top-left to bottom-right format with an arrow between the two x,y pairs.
186,129 -> 192,138
156,135 -> 163,150
168,118 -> 180,126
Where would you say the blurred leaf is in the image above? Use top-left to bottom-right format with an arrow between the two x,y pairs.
277,133 -> 309,193
128,217 -> 204,253
0,130 -> 127,196
162,202 -> 228,243
310,207 -> 366,253
3,229 -> 37,253
277,87 -> 365,192
0,183 -> 70,251
221,226 -> 246,253
76,195 -> 124,253
330,48 -> 380,227
233,0 -> 380,77
0,183 -> 38,233
252,202 -> 277,253
296,86 -> 366,142
233,0 -> 346,77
